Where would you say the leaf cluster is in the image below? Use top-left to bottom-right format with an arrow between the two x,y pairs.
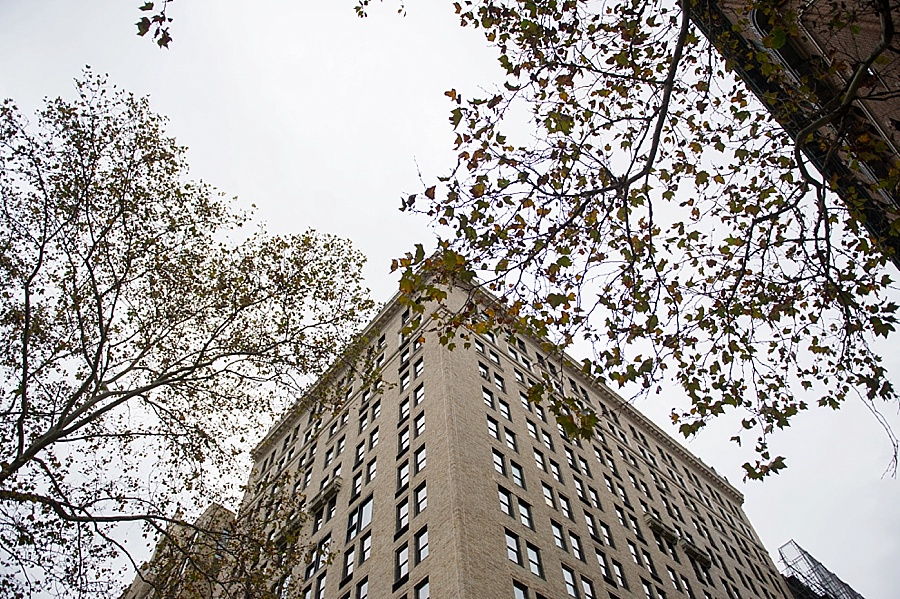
395,0 -> 899,478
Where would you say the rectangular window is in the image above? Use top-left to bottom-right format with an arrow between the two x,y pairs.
551,520 -> 566,550
398,460 -> 410,489
526,544 -> 544,577
506,530 -> 522,565
369,427 -> 379,449
534,448 -> 546,471
490,349 -> 501,364
581,577 -> 597,599
355,442 -> 365,466
579,456 -> 591,477
483,387 -> 495,409
400,398 -> 410,421
414,357 -> 424,377
487,416 -> 500,439
550,460 -> 563,483
343,545 -> 355,577
505,429 -> 518,452
415,482 -> 427,514
565,447 -> 577,470
541,430 -> 554,451
367,459 -> 377,482
511,462 -> 525,488
559,494 -> 573,520
356,577 -> 369,599
667,567 -> 682,591
584,513 -> 598,538
527,420 -> 538,439
518,500 -> 533,529
499,399 -> 511,420
562,565 -> 580,598
495,373 -> 506,391
514,581 -> 529,599
415,527 -> 429,562
399,427 -> 410,453
574,477 -> 586,500
414,412 -> 425,436
499,486 -> 513,516
413,384 -> 425,406
414,578 -> 430,599
520,392 -> 532,412
346,496 -> 374,541
613,560 -> 628,589
629,540 -> 642,565
629,515 -> 644,540
570,532 -> 585,561
414,446 -> 427,473
595,549 -> 612,580
493,449 -> 507,476
400,371 -> 410,391
371,400 -> 381,420
396,542 -> 409,581
397,498 -> 410,532
642,550 -> 657,577
359,533 -> 371,562
479,362 -> 490,379
542,483 -> 555,508
600,522 -> 614,547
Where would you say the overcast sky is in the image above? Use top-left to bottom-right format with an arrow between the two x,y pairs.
1,1 -> 898,596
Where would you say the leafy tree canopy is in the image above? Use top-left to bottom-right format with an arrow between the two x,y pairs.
0,72 -> 374,597
385,0 -> 900,479
131,0 -> 900,478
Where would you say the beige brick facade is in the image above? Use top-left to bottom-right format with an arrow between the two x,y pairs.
242,288 -> 793,599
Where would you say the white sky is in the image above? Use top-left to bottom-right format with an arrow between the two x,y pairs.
1,1 -> 898,597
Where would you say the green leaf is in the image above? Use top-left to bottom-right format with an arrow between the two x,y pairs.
765,28 -> 787,50
546,293 -> 569,307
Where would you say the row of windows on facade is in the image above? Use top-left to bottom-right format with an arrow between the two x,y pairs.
475,328 -> 754,530
478,353 -> 745,529
483,381 -> 747,553
501,472 -> 777,599
310,431 -> 429,538
490,422 -> 779,599
301,470 -> 429,595
302,398 -> 432,587
256,323 -> 426,513
255,364 -> 428,534
480,359 -> 765,574
412,308 -> 738,536
293,573 -> 430,599
488,415 -> 766,593
258,375 -> 426,510
304,477 -> 427,593
257,310 -> 427,478
481,366 -> 782,599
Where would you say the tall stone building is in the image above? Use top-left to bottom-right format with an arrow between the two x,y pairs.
241,288 -> 793,599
